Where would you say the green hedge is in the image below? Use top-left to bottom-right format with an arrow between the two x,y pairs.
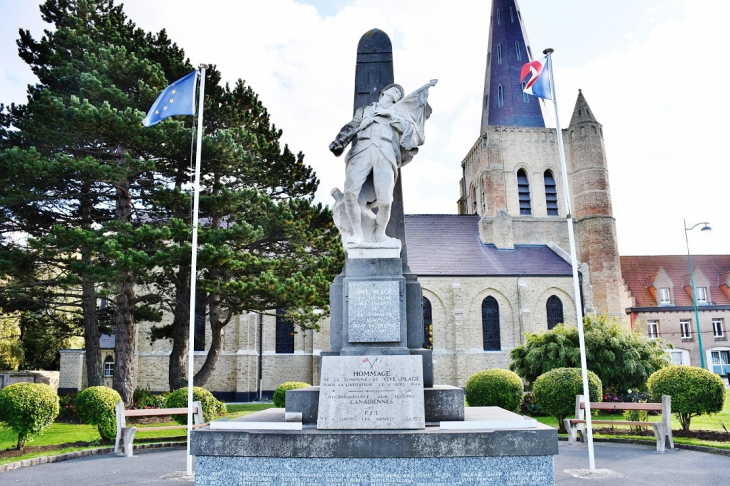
533,367 -> 602,433
75,386 -> 122,442
166,387 -> 226,424
0,382 -> 59,450
647,365 -> 725,431
273,382 -> 311,408
465,369 -> 524,412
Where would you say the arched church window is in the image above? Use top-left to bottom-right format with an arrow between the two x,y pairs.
422,297 -> 433,350
517,169 -> 531,215
515,41 -> 521,61
547,296 -> 564,330
470,184 -> 477,214
497,9 -> 501,25
510,7 -> 514,22
498,85 -> 504,106
275,308 -> 294,354
522,82 -> 528,103
482,297 -> 501,351
497,44 -> 502,64
544,170 -> 558,216
103,355 -> 114,377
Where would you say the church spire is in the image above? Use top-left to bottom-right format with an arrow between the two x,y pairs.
480,0 -> 545,132
569,89 -> 599,126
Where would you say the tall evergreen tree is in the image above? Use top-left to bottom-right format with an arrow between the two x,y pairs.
1,0 -> 342,399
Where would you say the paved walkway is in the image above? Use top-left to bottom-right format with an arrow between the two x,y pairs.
1,442 -> 729,485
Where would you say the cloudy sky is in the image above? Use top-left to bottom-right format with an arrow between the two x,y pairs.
1,0 -> 727,256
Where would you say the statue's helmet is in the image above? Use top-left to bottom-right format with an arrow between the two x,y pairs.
380,83 -> 404,101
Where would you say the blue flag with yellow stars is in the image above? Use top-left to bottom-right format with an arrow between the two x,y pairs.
143,70 -> 197,127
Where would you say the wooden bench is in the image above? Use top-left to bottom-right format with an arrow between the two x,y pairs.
114,401 -> 206,457
564,395 -> 674,452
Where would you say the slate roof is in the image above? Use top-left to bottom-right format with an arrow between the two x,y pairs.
404,215 -> 572,276
621,255 -> 730,308
99,334 -> 115,349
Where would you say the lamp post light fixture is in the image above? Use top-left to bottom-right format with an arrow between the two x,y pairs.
684,220 -> 711,369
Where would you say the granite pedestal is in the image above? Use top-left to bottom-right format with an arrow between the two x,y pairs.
191,407 -> 558,486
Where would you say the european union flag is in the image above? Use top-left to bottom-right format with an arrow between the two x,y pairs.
143,70 -> 197,127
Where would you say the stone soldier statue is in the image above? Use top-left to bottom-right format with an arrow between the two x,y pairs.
330,80 -> 437,248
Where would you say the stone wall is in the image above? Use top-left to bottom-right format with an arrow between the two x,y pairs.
0,371 -> 59,391
421,275 -> 576,387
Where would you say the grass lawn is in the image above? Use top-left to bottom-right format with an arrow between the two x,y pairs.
0,402 -> 276,466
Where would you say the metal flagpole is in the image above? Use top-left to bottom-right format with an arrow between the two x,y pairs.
187,64 -> 206,477
543,48 -> 596,473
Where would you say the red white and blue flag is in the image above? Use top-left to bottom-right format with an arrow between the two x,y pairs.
520,55 -> 553,100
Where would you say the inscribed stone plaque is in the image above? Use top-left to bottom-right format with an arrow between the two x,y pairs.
317,355 -> 425,430
347,280 -> 401,342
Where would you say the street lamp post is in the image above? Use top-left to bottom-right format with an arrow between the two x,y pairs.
684,220 -> 711,369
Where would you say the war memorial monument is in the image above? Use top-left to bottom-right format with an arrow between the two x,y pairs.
191,29 -> 558,485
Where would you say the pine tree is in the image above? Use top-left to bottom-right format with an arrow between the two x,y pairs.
1,0 -> 343,399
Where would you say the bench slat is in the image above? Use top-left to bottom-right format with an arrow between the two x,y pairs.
123,407 -> 198,417
131,423 -> 208,431
569,420 -> 656,426
579,402 -> 662,411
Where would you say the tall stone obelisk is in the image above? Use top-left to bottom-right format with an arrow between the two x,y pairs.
348,28 -> 426,354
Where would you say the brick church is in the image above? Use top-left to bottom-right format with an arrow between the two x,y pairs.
59,0 -> 730,399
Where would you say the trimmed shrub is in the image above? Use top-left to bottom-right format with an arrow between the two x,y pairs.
465,369 -> 524,412
273,382 -> 311,408
0,382 -> 59,450
647,365 -> 725,431
166,387 -> 225,424
75,386 -> 122,442
533,368 -> 602,433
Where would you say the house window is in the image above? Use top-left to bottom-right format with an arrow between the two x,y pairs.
482,297 -> 501,351
522,82 -> 529,103
422,297 -> 433,350
546,296 -> 563,330
647,320 -> 659,339
544,171 -> 558,216
658,288 -> 671,304
696,287 -> 708,304
711,350 -> 730,376
275,309 -> 295,354
680,320 -> 692,341
515,41 -> 521,61
497,44 -> 502,64
670,351 -> 682,365
713,319 -> 725,340
498,85 -> 504,106
517,169 -> 531,215
103,356 -> 114,377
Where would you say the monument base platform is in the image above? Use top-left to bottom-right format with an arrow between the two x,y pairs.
191,407 -> 558,486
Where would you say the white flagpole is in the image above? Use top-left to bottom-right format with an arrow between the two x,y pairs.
543,48 -> 596,473
186,64 -> 206,477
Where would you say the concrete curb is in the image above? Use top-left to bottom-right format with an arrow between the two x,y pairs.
558,435 -> 730,456
0,440 -> 186,473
